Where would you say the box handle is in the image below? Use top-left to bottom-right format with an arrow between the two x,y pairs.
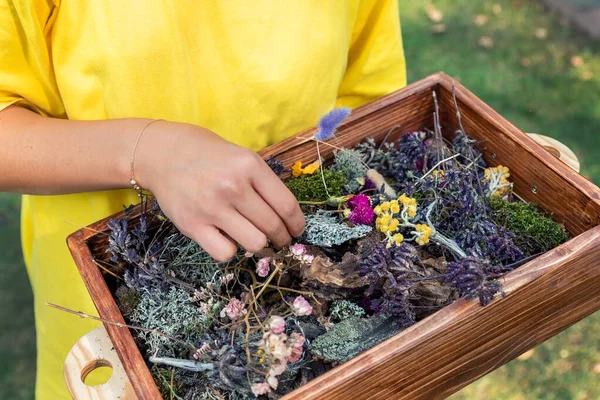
64,326 -> 137,399
527,133 -> 580,172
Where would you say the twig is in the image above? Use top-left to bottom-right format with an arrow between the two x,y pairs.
45,302 -> 196,352
92,259 -> 124,281
452,81 -> 467,135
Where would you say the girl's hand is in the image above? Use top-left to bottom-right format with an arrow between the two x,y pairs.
137,121 -> 305,262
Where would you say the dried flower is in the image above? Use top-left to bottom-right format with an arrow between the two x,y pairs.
251,382 -> 271,397
291,161 -> 304,177
244,251 -> 254,257
292,296 -> 313,316
483,165 -> 511,197
290,243 -> 307,256
220,297 -> 247,320
302,254 -> 315,264
288,332 -> 305,363
256,257 -> 271,278
413,224 -> 433,245
265,155 -> 287,177
315,107 -> 351,141
347,194 -> 375,225
269,316 -> 286,334
444,256 -> 501,306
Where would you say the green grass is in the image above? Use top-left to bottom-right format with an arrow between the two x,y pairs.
1,1 -> 599,398
0,193 -> 35,399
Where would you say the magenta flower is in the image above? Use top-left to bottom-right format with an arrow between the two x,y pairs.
348,194 -> 370,208
269,315 -> 286,334
256,257 -> 271,278
347,194 -> 375,225
292,296 -> 313,316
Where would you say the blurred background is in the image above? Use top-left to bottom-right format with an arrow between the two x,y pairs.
1,0 -> 599,398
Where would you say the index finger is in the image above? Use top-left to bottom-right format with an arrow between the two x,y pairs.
252,161 -> 305,237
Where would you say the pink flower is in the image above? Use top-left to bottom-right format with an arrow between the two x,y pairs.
269,316 -> 286,334
292,296 -> 313,316
256,257 -> 271,278
302,254 -> 315,265
290,243 -> 306,257
219,298 -> 247,320
288,332 -> 305,363
251,382 -> 271,397
347,194 -> 375,225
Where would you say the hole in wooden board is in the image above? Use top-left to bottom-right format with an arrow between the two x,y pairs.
542,145 -> 561,159
81,359 -> 113,386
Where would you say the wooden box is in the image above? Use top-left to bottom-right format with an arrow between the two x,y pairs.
68,72 -> 600,399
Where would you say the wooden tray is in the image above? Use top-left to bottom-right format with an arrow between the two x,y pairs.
67,72 -> 600,399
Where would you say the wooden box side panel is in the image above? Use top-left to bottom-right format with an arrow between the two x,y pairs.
436,76 -> 600,235
68,232 -> 163,400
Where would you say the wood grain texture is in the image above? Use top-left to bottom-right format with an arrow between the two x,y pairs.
65,326 -> 137,400
67,72 -> 600,400
68,231 -> 162,400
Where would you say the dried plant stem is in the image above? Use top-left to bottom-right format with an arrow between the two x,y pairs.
420,154 -> 460,181
45,302 -> 196,352
92,259 -> 124,281
452,81 -> 467,135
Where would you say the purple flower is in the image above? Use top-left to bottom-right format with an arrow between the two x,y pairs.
314,107 -> 351,141
444,256 -> 501,306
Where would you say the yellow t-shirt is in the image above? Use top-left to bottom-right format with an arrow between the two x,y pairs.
0,1 -> 406,398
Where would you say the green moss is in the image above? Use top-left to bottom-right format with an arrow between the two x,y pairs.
285,169 -> 347,201
115,285 -> 140,317
489,197 -> 569,256
331,149 -> 367,193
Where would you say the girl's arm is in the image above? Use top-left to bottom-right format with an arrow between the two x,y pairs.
0,105 -> 305,261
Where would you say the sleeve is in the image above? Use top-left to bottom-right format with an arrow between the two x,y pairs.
336,0 -> 407,109
0,0 -> 64,117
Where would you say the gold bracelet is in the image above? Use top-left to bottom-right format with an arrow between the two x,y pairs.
130,119 -> 162,197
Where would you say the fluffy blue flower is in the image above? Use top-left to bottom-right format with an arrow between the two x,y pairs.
315,107 -> 351,141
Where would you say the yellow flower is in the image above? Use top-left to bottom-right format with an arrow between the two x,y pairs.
302,161 -> 320,175
390,200 -> 400,214
406,205 -> 417,219
379,214 -> 391,226
483,165 -> 511,197
388,218 -> 399,232
374,205 -> 382,216
379,223 -> 389,234
432,169 -> 445,178
414,224 -> 433,245
392,233 -> 404,246
380,202 -> 390,213
291,161 -> 303,177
